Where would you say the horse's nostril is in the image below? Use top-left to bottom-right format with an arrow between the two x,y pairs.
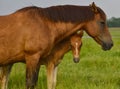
111,43 -> 113,47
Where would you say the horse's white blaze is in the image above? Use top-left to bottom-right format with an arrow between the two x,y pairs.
75,42 -> 79,58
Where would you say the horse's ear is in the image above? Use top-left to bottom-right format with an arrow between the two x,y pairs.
90,2 -> 98,13
77,30 -> 84,37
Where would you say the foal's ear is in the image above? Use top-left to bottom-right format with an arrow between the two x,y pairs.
90,2 -> 98,13
77,30 -> 83,37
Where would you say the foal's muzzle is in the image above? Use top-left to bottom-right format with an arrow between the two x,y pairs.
73,57 -> 80,63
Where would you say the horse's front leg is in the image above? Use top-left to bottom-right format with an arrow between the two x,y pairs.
0,64 -> 13,89
25,52 -> 40,89
47,63 -> 58,89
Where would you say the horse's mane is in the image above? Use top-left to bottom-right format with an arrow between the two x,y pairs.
16,5 -> 106,23
40,5 -> 95,23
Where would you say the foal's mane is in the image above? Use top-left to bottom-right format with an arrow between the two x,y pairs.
16,5 -> 106,23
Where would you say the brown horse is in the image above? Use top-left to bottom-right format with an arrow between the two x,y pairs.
0,30 -> 83,89
0,2 -> 113,89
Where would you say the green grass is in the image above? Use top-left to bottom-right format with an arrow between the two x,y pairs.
8,28 -> 120,89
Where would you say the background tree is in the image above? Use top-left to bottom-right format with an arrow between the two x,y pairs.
107,17 -> 120,27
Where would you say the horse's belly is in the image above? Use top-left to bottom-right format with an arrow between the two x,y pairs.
0,45 -> 25,65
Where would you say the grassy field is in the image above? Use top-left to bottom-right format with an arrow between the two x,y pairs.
8,28 -> 120,89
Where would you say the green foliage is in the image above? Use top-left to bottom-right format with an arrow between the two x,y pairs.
107,17 -> 120,27
7,28 -> 120,89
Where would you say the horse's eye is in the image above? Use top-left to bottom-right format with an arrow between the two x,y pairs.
100,21 -> 106,28
101,22 -> 105,24
100,21 -> 105,25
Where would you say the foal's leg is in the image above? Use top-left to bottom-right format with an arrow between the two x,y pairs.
47,63 -> 58,89
52,67 -> 58,89
0,65 -> 13,89
25,53 -> 40,89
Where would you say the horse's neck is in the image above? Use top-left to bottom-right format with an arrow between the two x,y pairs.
49,22 -> 83,45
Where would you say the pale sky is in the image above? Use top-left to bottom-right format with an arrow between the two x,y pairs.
0,0 -> 120,18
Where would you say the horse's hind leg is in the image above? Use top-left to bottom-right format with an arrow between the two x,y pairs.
25,53 -> 40,89
0,65 -> 13,89
47,63 -> 58,89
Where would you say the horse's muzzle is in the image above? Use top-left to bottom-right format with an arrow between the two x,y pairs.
102,42 -> 113,51
73,57 -> 80,63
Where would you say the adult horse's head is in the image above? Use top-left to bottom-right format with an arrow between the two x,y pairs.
70,31 -> 83,63
83,2 -> 113,50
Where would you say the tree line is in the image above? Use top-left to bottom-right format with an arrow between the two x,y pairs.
107,17 -> 120,27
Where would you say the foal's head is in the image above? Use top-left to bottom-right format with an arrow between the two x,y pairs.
70,31 -> 83,63
83,2 -> 113,50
